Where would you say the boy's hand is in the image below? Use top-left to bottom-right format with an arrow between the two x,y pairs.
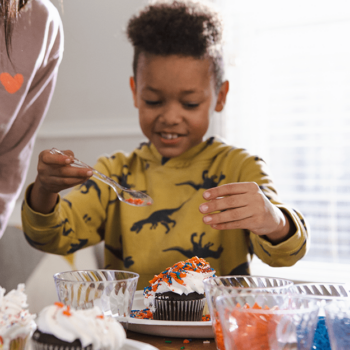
199,182 -> 295,244
36,149 -> 93,193
29,149 -> 92,214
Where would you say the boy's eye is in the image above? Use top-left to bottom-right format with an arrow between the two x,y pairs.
183,103 -> 199,108
144,100 -> 161,106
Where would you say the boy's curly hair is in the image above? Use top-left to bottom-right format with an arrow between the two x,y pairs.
126,0 -> 224,92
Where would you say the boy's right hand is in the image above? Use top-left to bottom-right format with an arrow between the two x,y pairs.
36,149 -> 93,193
29,149 -> 93,214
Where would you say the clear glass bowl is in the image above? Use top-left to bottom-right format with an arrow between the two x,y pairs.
324,299 -> 350,350
203,276 -> 294,350
291,283 -> 350,299
291,283 -> 350,348
216,292 -> 320,350
53,269 -> 139,329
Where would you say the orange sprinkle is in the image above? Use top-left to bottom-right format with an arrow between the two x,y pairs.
214,317 -> 225,350
221,303 -> 279,350
126,198 -> 144,205
63,306 -> 72,317
54,302 -> 65,308
183,339 -> 190,344
96,315 -> 104,319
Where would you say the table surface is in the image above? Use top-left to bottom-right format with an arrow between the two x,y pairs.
127,330 -> 217,350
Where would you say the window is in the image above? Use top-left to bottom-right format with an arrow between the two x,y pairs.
216,0 -> 350,282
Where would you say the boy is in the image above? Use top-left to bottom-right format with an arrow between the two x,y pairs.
22,0 -> 308,288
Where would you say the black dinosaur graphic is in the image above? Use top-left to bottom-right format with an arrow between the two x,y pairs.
105,236 -> 134,268
175,170 -> 226,190
63,198 -> 72,208
78,179 -> 101,201
111,165 -> 134,189
259,186 -> 272,201
130,200 -> 189,234
83,214 -> 91,224
290,239 -> 307,256
67,239 -> 88,254
23,232 -> 46,248
163,232 -> 223,259
259,243 -> 271,256
259,185 -> 277,195
255,156 -> 265,163
137,141 -> 151,150
50,218 -> 74,237
293,209 -> 308,232
228,262 -> 250,276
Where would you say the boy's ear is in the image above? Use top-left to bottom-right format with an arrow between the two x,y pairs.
214,80 -> 229,112
129,77 -> 138,108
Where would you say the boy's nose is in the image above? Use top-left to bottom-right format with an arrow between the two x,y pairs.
159,104 -> 182,125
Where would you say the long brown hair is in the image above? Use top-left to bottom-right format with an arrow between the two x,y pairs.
0,0 -> 29,59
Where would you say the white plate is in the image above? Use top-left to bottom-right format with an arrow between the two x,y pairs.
122,339 -> 159,350
128,291 -> 214,339
28,339 -> 157,350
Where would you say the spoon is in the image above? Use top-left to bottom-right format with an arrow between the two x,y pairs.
50,148 -> 153,207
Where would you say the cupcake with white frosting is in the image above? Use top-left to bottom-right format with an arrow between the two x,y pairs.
144,256 -> 215,321
0,284 -> 36,350
32,303 -> 126,350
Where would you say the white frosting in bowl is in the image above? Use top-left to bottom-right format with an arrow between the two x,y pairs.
35,303 -> 126,350
0,284 -> 36,350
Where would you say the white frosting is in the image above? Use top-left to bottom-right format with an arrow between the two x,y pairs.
0,284 -> 36,350
35,304 -> 126,350
143,258 -> 215,311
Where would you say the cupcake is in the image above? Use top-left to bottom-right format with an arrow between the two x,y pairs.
144,256 -> 215,321
32,303 -> 126,350
0,284 -> 36,350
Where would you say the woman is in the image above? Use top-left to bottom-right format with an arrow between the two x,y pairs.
0,0 -> 63,238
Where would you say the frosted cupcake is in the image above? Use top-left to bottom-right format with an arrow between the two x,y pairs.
0,284 -> 36,350
144,256 -> 216,321
31,302 -> 126,350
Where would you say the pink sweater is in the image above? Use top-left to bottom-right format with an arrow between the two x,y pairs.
0,0 -> 63,238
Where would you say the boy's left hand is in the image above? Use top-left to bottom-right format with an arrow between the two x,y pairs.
199,182 -> 294,243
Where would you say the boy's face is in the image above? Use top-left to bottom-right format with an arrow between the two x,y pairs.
130,54 -> 228,158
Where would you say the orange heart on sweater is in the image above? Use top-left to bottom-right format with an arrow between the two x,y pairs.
0,73 -> 24,94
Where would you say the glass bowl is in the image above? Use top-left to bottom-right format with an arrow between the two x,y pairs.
291,283 -> 350,349
53,269 -> 139,329
216,292 -> 320,350
291,283 -> 350,299
324,299 -> 350,350
203,276 -> 294,350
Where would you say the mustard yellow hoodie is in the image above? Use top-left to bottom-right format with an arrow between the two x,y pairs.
22,137 -> 309,288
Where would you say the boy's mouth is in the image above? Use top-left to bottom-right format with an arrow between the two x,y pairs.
160,133 -> 180,140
